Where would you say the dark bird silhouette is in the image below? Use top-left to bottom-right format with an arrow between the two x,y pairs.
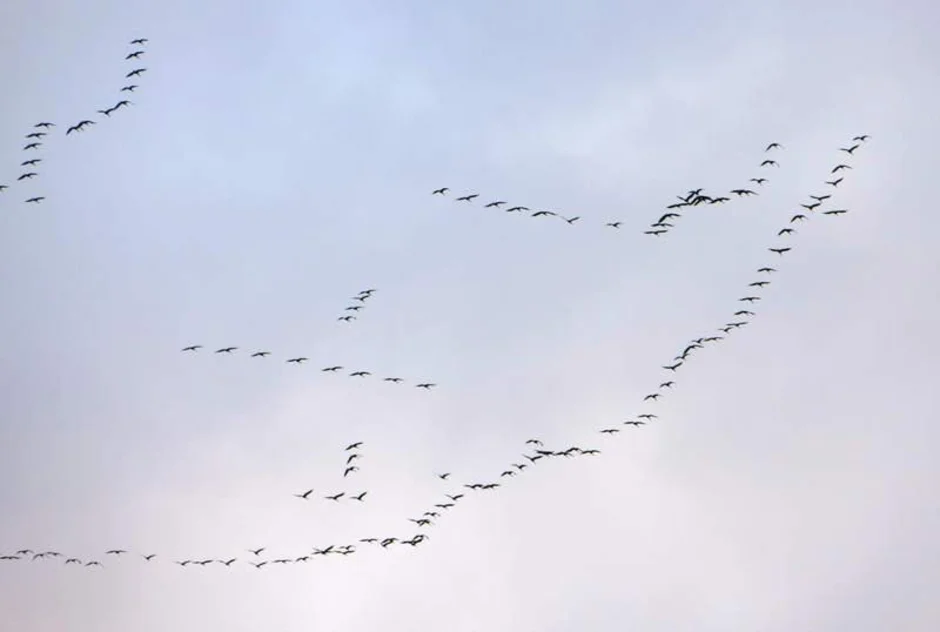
662,362 -> 683,371
432,187 -> 448,195
606,222 -> 622,228
644,229 -> 667,236
338,315 -> 356,322
130,38 -> 148,45
23,142 -> 42,149
739,296 -> 761,302
416,383 -> 436,389
17,173 -> 37,180
769,247 -> 791,255
249,548 -> 265,556
760,160 -> 778,167
294,489 -> 314,500
765,142 -> 783,151
105,550 -> 127,555
730,189 -> 756,196
325,492 -> 345,501
826,177 -> 844,187
98,107 -> 116,117
437,472 -> 451,480
757,267 -> 776,273
735,310 -> 755,316
351,492 -> 367,501
181,345 -> 201,351
383,377 -> 404,383
823,209 -> 848,216
349,370 -> 371,377
114,100 -> 132,110
323,366 -> 343,372
251,351 -> 270,357
143,554 -> 157,561
345,442 -> 363,450
531,210 -> 556,217
810,194 -> 831,202
506,206 -> 529,213
25,197 -> 45,203
831,164 -> 851,173
660,381 -> 674,388
121,85 -> 138,92
840,144 -> 860,154
600,428 -> 620,434
790,214 -> 807,223
126,68 -> 147,78
21,158 -> 41,166
455,194 -> 478,202
34,122 -> 55,128
215,347 -> 237,353
563,216 -> 580,224
25,132 -> 46,139
643,393 -> 661,401
286,357 -> 308,364
853,135 -> 870,142
778,228 -> 795,236
484,200 -> 506,208
749,281 -> 770,288
750,178 -> 767,185
344,466 -> 359,477
126,51 -> 145,59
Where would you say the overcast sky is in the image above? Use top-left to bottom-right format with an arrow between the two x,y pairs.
1,0 -> 938,630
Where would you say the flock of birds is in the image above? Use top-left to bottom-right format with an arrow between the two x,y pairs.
0,38 -> 149,206
1,36 -> 872,573
177,288 -> 438,389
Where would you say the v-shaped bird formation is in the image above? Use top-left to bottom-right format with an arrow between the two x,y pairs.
0,34 -> 875,578
0,38 -> 151,208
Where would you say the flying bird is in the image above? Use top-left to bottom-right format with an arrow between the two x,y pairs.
345,442 -> 363,450
432,187 -> 449,195
215,347 -> 237,353
25,197 -> 45,203
831,164 -> 852,173
455,194 -> 479,202
760,160 -> 778,167
286,357 -> 308,364
250,351 -> 270,357
294,489 -> 314,499
416,383 -> 436,389
826,177 -> 843,187
130,38 -> 149,45
126,68 -> 147,78
484,201 -> 506,208
126,51 -> 145,59
769,247 -> 792,255
181,345 -> 201,351
23,142 -> 42,149
840,144 -> 860,154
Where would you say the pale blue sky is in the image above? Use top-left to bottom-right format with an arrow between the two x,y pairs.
1,0 -> 939,630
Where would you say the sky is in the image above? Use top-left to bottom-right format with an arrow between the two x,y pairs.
1,0 -> 939,630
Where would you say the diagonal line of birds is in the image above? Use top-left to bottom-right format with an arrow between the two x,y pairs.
0,104 -> 871,569
0,38 -> 150,207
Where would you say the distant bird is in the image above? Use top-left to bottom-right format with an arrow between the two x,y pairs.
778,228 -> 795,236
826,177 -> 843,187
730,189 -> 756,196
249,548 -> 265,556
432,187 -> 449,195
831,164 -> 852,173
416,383 -> 436,389
644,229 -> 667,236
643,393 -> 661,401
840,144 -> 860,154
739,296 -> 761,302
25,197 -> 45,203
660,381 -> 674,388
126,51 -> 145,59
563,216 -> 580,224
130,38 -> 149,45
345,442 -> 363,450
325,492 -> 344,501
506,206 -> 529,213
437,472 -> 451,480
823,209 -> 848,216
181,345 -> 201,351
34,122 -> 55,128
769,247 -> 791,255
23,142 -> 42,150
790,214 -> 807,223
25,132 -> 46,139
760,160 -> 778,167
105,550 -> 127,555
294,489 -> 314,499
750,178 -> 767,185
662,362 -> 683,372
757,267 -> 776,273
323,366 -> 343,372
734,310 -> 754,316
344,466 -> 359,477
852,135 -> 870,142
455,194 -> 478,202
749,281 -> 770,288
143,554 -> 157,561
215,347 -> 237,353
624,421 -> 645,427
484,201 -> 506,208
338,315 -> 356,322
351,492 -> 367,501
765,142 -> 783,151
810,194 -> 831,202
349,370 -> 371,377
17,173 -> 37,180
126,68 -> 147,78
801,202 -> 820,211
21,159 -> 41,166
600,428 -> 620,434
525,439 -> 542,446
251,351 -> 270,357
383,377 -> 403,383
120,85 -> 138,92
286,357 -> 308,364
606,222 -> 622,228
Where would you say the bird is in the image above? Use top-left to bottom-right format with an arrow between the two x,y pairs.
750,178 -> 767,185
345,442 -> 363,450
563,216 -> 580,224
248,548 -> 265,556
325,493 -> 345,501
826,177 -> 844,187
25,132 -> 46,139
455,194 -> 478,202
25,197 -> 45,203
760,160 -> 778,167
23,142 -> 42,150
105,550 -> 127,555
346,454 -> 361,465
643,393 -> 661,401
644,229 -> 667,236
383,377 -> 404,383
757,267 -> 776,273
351,492 -> 368,501
34,122 -> 55,128
831,164 -> 852,173
294,489 -> 314,500
250,351 -> 270,357
852,135 -> 870,142
350,370 -> 371,377
344,466 -> 359,477
323,366 -> 343,372
432,187 -> 449,195
662,362 -> 683,371
531,210 -> 556,217
765,142 -> 783,151
181,345 -> 201,352
484,201 -> 506,208
120,85 -> 138,92
600,428 -> 620,434
17,173 -> 37,180
606,222 -> 622,228
21,159 -> 41,166
98,107 -> 116,117
416,383 -> 436,389
126,51 -> 145,59
126,68 -> 147,78
823,209 -> 848,216
778,228 -> 795,236
840,144 -> 860,154
660,381 -> 674,388
142,554 -> 157,561
130,38 -> 149,45
790,214 -> 807,223
338,315 -> 356,322
739,296 -> 761,303
730,189 -> 756,196
749,281 -> 770,288
769,247 -> 792,255
286,357 -> 308,364
437,472 -> 451,480
215,347 -> 237,353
